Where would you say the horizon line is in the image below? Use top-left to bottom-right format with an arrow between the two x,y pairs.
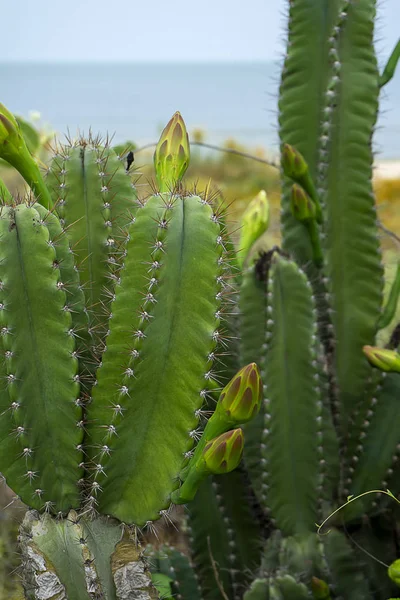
0,58 -> 276,65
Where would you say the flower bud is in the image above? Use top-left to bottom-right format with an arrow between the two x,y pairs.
281,143 -> 308,179
311,577 -> 331,600
0,104 -> 23,156
238,190 -> 270,267
154,111 -> 190,192
217,363 -> 262,424
0,103 -> 52,208
171,428 -> 245,504
290,184 -> 316,222
388,558 -> 400,586
202,429 -> 244,475
0,103 -> 19,129
363,346 -> 400,373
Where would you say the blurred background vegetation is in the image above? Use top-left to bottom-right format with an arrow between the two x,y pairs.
0,115 -> 400,596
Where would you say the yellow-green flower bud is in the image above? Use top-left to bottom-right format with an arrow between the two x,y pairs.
281,143 -> 322,224
281,143 -> 308,179
0,104 -> 25,158
311,577 -> 331,600
202,429 -> 244,475
388,559 -> 400,587
237,190 -> 270,267
171,428 -> 245,504
363,346 -> 400,373
290,184 -> 316,222
217,362 -> 262,425
0,103 -> 52,209
154,111 -> 190,192
0,103 -> 18,129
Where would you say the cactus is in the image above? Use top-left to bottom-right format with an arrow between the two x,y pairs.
232,1 -> 400,598
0,110 -> 265,598
1,0 -> 400,597
174,2 -> 400,599
45,137 -> 136,358
147,545 -> 202,600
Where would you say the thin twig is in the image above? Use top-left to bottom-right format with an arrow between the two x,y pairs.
134,141 -> 280,169
193,141 -> 280,169
207,536 -> 230,600
377,220 -> 400,247
133,142 -> 156,154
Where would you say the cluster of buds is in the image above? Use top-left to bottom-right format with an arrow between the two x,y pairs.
171,363 -> 262,504
281,143 -> 324,267
282,143 -> 322,222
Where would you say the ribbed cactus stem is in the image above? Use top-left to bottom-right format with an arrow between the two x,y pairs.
0,203 -> 82,513
86,193 -> 226,525
46,138 -> 137,352
147,544 -> 202,600
319,0 -> 384,427
260,254 -> 322,534
279,0 -> 340,265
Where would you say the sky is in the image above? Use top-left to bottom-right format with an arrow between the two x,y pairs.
1,0 -> 398,63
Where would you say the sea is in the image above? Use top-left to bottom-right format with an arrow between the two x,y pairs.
0,61 -> 399,159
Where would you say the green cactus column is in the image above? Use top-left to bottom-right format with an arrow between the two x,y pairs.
188,470 -> 262,600
0,203 -> 82,513
86,192 -> 226,525
279,0 -> 340,265
259,254 -> 327,534
46,139 -> 137,352
239,259 -> 269,498
320,0 -> 384,427
148,545 -> 202,600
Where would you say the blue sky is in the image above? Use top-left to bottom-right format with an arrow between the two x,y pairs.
2,0 -> 398,62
